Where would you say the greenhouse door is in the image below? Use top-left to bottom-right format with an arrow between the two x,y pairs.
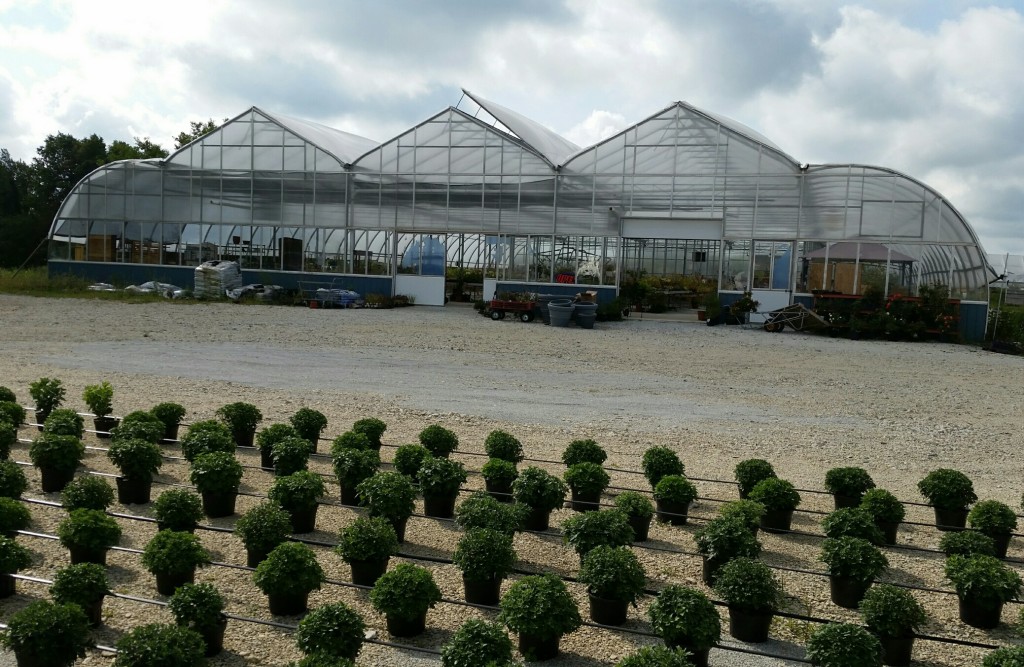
749,240 -> 793,323
396,234 -> 447,306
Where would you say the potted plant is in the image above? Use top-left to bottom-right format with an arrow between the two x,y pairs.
564,461 -> 610,512
578,545 -> 646,626
332,446 -> 380,506
642,446 -> 685,488
859,584 -> 926,667
648,585 -> 721,667
295,602 -> 366,662
418,423 -> 459,457
0,460 -> 28,499
289,407 -> 328,450
393,443 -> 431,479
984,647 -> 1024,666
511,466 -> 567,531
614,491 -> 655,541
653,474 -> 698,525
713,557 -> 783,643
60,475 -> 113,511
562,509 -> 635,559
806,622 -> 882,667
0,400 -> 26,429
441,619 -> 514,667
82,381 -> 116,438
747,477 -> 801,532
29,433 -> 84,492
729,291 -> 759,323
50,562 -> 109,627
189,451 -> 244,517
562,438 -> 607,466
453,527 -> 516,605
107,437 -> 163,504
917,468 -> 977,530
216,401 -> 263,448
0,386 -> 15,403
336,515 -> 399,586
0,535 -> 32,598
0,422 -> 17,461
110,410 -> 164,444
824,466 -> 875,508
152,489 -> 204,532
484,429 -> 524,463
418,456 -> 468,518
43,409 -> 84,438
939,530 -> 996,558
454,491 -> 524,535
179,420 -> 236,462
370,563 -> 442,637
168,582 -> 228,656
269,470 -> 326,533
29,376 -> 65,427
482,458 -> 518,502
236,501 -> 293,567
498,573 -> 582,661
352,417 -> 387,449
733,458 -> 776,499
57,508 -> 121,565
819,536 -> 889,608
0,600 -> 91,667
821,508 -> 885,545
860,488 -> 905,545
141,529 -> 210,595
0,497 -> 29,537
968,499 -> 1017,558
616,646 -> 696,666
357,471 -> 418,541
719,499 -> 766,536
256,422 -> 301,469
253,541 -> 325,615
945,554 -> 1022,629
271,435 -> 314,477
113,623 -> 206,666
150,401 -> 187,442
693,515 -> 761,585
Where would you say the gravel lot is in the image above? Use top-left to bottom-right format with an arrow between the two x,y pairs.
0,294 -> 1022,666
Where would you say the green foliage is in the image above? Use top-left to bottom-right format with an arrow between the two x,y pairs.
693,516 -> 761,561
578,545 -> 646,604
859,488 -> 905,524
984,646 -> 1024,667
370,563 -> 442,621
107,437 -> 163,480
0,600 -> 92,664
253,542 -> 325,597
712,557 -> 783,613
269,470 -> 326,513
150,402 -> 186,429
0,422 -> 17,459
168,582 -> 225,634
499,573 -> 582,641
734,459 -> 776,497
272,436 -> 314,476
512,466 -> 567,512
216,401 -> 263,434
562,509 -> 634,556
180,420 -> 235,462
0,535 -> 32,573
939,530 -> 997,557
189,451 -> 243,494
441,619 -> 516,667
392,443 -> 431,478
418,424 -> 459,456
152,489 -> 204,532
718,499 -> 766,532
481,458 -> 518,487
335,516 -> 399,563
236,502 -> 293,553
654,475 -> 698,505
288,656 -> 355,667
61,475 -> 113,510
561,438 -> 607,466
747,477 -> 801,512
82,381 -> 113,417
819,537 -> 888,584
615,646 -> 695,667
141,530 -> 210,576
563,461 -> 610,496
648,585 -> 721,651
57,508 -> 121,552
418,456 -> 468,497
917,468 -> 977,510
331,430 -> 373,452
484,430 -> 525,462
0,460 -> 28,498
256,423 -> 301,453
805,623 -> 882,667
969,499 -> 1018,536
455,492 -> 524,535
0,497 -> 30,536
0,401 -> 26,427
50,562 -> 109,607
112,410 -> 165,444
821,508 -> 885,545
357,471 -> 417,521
0,387 -> 15,404
859,584 -> 926,638
331,446 -> 380,487
642,446 -> 685,487
43,408 -> 84,438
295,602 -> 366,661
945,554 -> 1023,607
352,417 -> 387,448
824,467 -> 875,498
614,491 -> 655,520
289,408 -> 328,444
113,623 -> 207,667
29,377 -> 65,414
453,528 -> 516,582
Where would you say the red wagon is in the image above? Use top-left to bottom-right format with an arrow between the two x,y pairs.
488,299 -> 537,322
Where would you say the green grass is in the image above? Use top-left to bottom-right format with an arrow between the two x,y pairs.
0,267 -> 172,303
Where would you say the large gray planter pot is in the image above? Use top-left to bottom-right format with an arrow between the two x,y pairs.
548,301 -> 575,327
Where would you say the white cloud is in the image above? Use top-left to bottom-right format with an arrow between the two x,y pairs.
564,110 -> 628,148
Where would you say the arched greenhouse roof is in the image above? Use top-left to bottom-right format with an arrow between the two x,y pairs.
460,89 -> 580,168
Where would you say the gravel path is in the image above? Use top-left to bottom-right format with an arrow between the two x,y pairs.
0,294 -> 1021,666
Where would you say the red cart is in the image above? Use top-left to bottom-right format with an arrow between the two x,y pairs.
488,299 -> 537,322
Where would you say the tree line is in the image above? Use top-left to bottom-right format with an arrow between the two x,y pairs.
0,120 -> 220,269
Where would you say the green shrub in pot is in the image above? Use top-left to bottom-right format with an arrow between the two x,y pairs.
860,488 -> 905,523
336,516 -> 399,564
332,446 -> 380,501
29,377 -> 65,416
0,401 -> 26,428
269,470 -> 326,513
357,471 -> 417,523
719,499 -> 766,533
295,602 -> 365,661
562,509 -> 634,557
653,474 -> 698,522
61,475 -> 113,510
57,508 -> 121,558
179,420 -> 236,462
819,536 -> 888,596
331,430 -> 373,452
111,410 -> 165,444
648,585 -> 721,654
82,381 -> 113,418
562,438 -> 607,466
0,497 -> 30,537
805,622 -> 882,667
237,502 -> 293,560
984,647 -> 1024,666
418,424 -> 459,457
578,544 -> 646,605
498,573 -> 582,653
484,429 -> 524,463
289,407 -> 328,446
512,466 -> 567,512
939,530 -> 997,557
615,491 -> 655,520
455,491 -> 524,535
917,468 -> 977,510
113,623 -> 206,666
615,646 -> 696,667
369,563 -> 442,624
271,435 -> 314,476
944,554 -> 1022,625
257,423 -> 301,457
108,437 -> 163,481
564,462 -> 610,498
453,527 -> 516,584
824,466 -> 875,504
859,583 -> 926,640
747,477 -> 800,511
49,562 -> 109,624
43,408 -> 84,438
0,534 -> 33,583
152,489 -> 204,532
167,582 -> 226,653
821,508 -> 885,545
0,460 -> 27,499
392,443 -> 431,478
0,600 -> 91,666
418,456 -> 468,498
189,451 -> 244,495
150,402 -> 187,440
253,541 -> 325,598
481,457 -> 518,489
215,401 -> 263,445
440,619 -> 515,667
141,530 -> 210,578
352,417 -> 387,449
693,516 -> 761,582
0,387 -> 15,404
642,446 -> 685,488
968,500 -> 1018,541
0,422 -> 16,461
734,458 -> 775,498
713,556 -> 783,615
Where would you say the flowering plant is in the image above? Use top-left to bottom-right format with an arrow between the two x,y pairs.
730,292 -> 759,315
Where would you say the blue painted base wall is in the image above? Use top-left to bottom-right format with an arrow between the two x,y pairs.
496,282 -> 618,304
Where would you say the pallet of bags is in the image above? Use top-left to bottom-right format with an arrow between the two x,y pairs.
194,260 -> 242,299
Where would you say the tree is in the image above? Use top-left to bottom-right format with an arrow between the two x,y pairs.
173,119 -> 223,149
106,138 -> 168,162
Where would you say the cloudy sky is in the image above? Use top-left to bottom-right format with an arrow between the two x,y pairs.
1,0 -> 1021,256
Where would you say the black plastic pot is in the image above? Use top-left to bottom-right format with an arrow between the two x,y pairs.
200,615 -> 228,657
655,498 -> 689,526
990,532 -> 1012,559
93,416 -> 119,439
339,484 -> 360,507
233,428 -> 256,449
267,591 -> 309,616
386,612 -> 427,638
518,633 -> 561,662
201,491 -> 237,518
588,594 -> 628,626
663,640 -> 710,667
627,514 -> 652,542
522,506 -> 551,531
246,546 -> 272,568
759,509 -> 794,533
0,573 -> 15,598
463,574 -> 502,605
829,575 -> 872,609
287,504 -> 318,533
877,634 -> 914,667
116,476 -> 152,504
958,597 -> 1003,629
423,493 -> 457,519
933,507 -> 968,531
484,479 -> 513,503
294,428 -> 322,453
833,494 -> 861,509
350,557 -> 389,587
728,607 -> 773,643
14,647 -> 45,667
259,448 -> 273,471
34,409 -> 49,431
68,545 -> 107,566
155,569 -> 195,596
702,557 -> 725,587
84,597 -> 104,627
161,422 -> 180,443
877,520 -> 899,546
570,489 -> 601,512
39,466 -> 76,493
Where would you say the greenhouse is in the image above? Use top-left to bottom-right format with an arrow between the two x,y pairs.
47,89 -> 993,321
